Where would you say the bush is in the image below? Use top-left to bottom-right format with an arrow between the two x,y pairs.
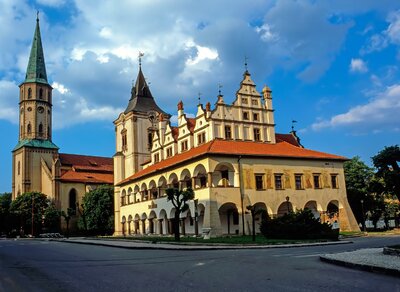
260,209 -> 339,240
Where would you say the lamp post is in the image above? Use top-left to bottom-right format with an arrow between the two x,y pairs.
360,199 -> 366,232
285,196 -> 290,214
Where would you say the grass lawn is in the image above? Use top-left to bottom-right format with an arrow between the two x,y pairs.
106,235 -> 333,245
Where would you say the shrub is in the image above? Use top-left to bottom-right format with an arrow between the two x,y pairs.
260,209 -> 338,240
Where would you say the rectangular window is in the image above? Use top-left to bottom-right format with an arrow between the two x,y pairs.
198,132 -> 206,145
253,113 -> 259,121
313,174 -> 321,189
181,140 -> 188,151
121,131 -> 127,151
254,128 -> 261,141
243,111 -> 249,120
295,174 -> 303,190
154,153 -> 160,163
331,174 -> 338,189
199,175 -> 207,188
225,126 -> 232,139
274,174 -> 283,190
252,99 -> 258,106
255,174 -> 264,190
242,98 -> 248,104
166,147 -> 173,158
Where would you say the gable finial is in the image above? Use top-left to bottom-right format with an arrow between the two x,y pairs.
36,10 -> 39,22
218,83 -> 223,96
198,92 -> 202,105
244,55 -> 248,71
138,51 -> 144,68
291,120 -> 297,132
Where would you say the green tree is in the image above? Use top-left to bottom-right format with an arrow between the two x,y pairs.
79,185 -> 114,235
344,156 -> 374,228
10,192 -> 50,236
0,193 -> 13,234
44,202 -> 61,233
166,187 -> 194,241
61,208 -> 74,238
372,145 -> 400,197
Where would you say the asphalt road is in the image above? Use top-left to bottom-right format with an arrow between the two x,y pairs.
0,236 -> 399,292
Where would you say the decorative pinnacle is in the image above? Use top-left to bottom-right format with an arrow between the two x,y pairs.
138,51 -> 144,67
218,83 -> 223,96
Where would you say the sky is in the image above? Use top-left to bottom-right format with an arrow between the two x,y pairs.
1,0 -> 400,193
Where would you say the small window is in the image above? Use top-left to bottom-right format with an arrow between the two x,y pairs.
243,112 -> 249,120
313,174 -> 321,189
28,88 -> 32,99
255,174 -> 264,190
199,175 -> 207,188
166,147 -> 173,158
274,174 -> 283,190
331,174 -> 338,189
121,130 -> 127,151
253,128 -> 261,141
27,123 -> 32,134
225,126 -> 232,139
198,132 -> 206,145
38,123 -> 43,136
181,140 -> 188,151
39,88 -> 43,99
295,174 -> 303,190
241,98 -> 248,104
252,99 -> 258,106
147,130 -> 153,150
154,153 -> 160,163
48,91 -> 51,101
18,161 -> 20,175
253,113 -> 259,121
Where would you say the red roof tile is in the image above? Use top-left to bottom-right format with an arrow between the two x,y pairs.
187,118 -> 196,133
171,127 -> 179,141
117,139 -> 346,186
59,153 -> 113,173
275,133 -> 300,147
60,170 -> 113,184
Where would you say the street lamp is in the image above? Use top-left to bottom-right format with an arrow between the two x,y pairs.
360,199 -> 366,232
286,196 -> 290,214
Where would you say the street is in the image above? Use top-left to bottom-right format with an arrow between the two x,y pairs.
0,236 -> 399,291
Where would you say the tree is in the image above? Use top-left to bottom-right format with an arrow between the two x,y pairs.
61,208 -> 74,238
344,156 -> 374,228
372,145 -> 400,198
165,187 -> 194,241
10,192 -> 50,236
79,185 -> 114,235
0,193 -> 13,235
43,202 -> 61,233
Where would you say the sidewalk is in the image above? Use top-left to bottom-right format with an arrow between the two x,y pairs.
47,237 -> 352,250
320,248 -> 400,277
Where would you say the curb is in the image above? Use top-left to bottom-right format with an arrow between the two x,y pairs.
48,238 -> 352,251
320,256 -> 400,278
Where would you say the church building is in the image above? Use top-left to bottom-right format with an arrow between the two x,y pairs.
113,64 -> 360,237
11,16 -> 113,230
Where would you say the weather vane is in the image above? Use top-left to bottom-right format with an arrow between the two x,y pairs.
36,10 -> 39,21
218,83 -> 223,96
244,56 -> 248,71
198,92 -> 202,105
291,120 -> 298,131
138,51 -> 144,67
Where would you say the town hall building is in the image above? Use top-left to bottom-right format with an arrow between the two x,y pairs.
113,63 -> 360,237
11,16 -> 113,230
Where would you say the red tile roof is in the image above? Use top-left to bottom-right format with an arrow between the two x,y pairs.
187,118 -> 196,133
275,133 -> 300,147
171,127 -> 179,141
117,139 -> 347,186
59,153 -> 113,184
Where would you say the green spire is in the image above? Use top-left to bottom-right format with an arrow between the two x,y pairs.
24,13 -> 48,85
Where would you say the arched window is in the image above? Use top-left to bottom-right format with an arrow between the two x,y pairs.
18,161 -> 20,175
38,123 -> 43,136
69,189 -> 77,214
39,88 -> 43,99
28,88 -> 32,99
121,129 -> 127,151
27,123 -> 32,134
147,129 -> 153,150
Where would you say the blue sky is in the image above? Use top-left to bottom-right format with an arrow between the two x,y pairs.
1,0 -> 400,192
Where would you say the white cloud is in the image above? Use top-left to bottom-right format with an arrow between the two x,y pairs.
311,84 -> 400,132
36,0 -> 66,7
349,58 -> 368,73
255,23 -> 279,42
52,82 -> 69,94
0,80 -> 18,123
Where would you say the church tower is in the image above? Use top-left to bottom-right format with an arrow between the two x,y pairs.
12,15 -> 59,201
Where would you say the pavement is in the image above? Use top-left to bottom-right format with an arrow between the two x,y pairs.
47,234 -> 400,278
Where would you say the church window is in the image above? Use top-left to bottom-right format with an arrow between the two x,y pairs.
38,123 -> 43,136
18,162 -> 20,175
69,189 -> 77,215
224,126 -> 232,139
243,111 -> 249,120
166,147 -> 173,158
28,88 -> 32,99
274,174 -> 283,190
39,88 -> 43,99
197,132 -> 206,145
121,129 -> 127,151
254,128 -> 261,141
27,123 -> 32,134
181,140 -> 188,152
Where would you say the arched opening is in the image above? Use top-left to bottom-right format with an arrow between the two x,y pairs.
180,169 -> 192,189
38,123 -> 43,136
27,123 -> 32,134
127,215 -> 133,235
326,200 -> 340,224
28,88 -> 32,99
168,173 -> 179,189
141,213 -> 148,234
304,200 -> 321,219
149,180 -> 158,199
158,209 -> 168,235
121,189 -> 127,206
121,216 -> 126,236
134,185 -> 140,203
69,189 -> 77,214
134,214 -> 140,234
277,201 -> 293,217
148,211 -> 157,234
193,164 -> 207,189
141,183 -> 148,201
213,163 -> 235,187
127,188 -> 132,204
219,203 -> 239,235
158,176 -> 167,197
